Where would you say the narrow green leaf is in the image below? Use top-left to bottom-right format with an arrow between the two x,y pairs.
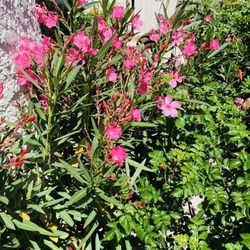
84,210 -> 97,229
67,189 -> 88,205
43,240 -> 61,250
131,122 -> 158,128
58,211 -> 74,227
0,212 -> 16,230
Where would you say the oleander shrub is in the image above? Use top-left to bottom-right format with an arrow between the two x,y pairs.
0,0 -> 249,249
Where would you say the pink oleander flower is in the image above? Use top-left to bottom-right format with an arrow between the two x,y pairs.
97,16 -> 107,31
101,28 -> 113,43
43,11 -> 59,28
35,4 -> 47,24
171,29 -> 185,46
79,0 -> 88,5
107,68 -> 117,82
0,82 -> 3,97
112,5 -> 125,20
74,31 -> 93,54
16,69 -> 37,86
123,58 -> 136,70
209,39 -> 220,50
40,36 -> 51,53
153,53 -> 159,63
139,69 -> 153,84
226,34 -> 233,42
39,94 -> 49,111
149,29 -> 160,42
138,82 -> 149,95
105,124 -> 122,140
66,48 -> 85,66
158,95 -> 181,117
204,14 -> 212,24
15,54 -> 32,69
112,35 -> 122,49
168,70 -> 184,88
201,42 -> 208,49
235,97 -> 244,109
110,146 -> 127,166
131,108 -> 141,122
132,15 -> 143,31
158,14 -> 172,35
183,42 -> 197,56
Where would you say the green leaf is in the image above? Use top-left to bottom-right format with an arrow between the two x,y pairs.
97,189 -> 121,207
67,189 -> 88,205
58,211 -> 74,227
131,122 -> 158,128
207,43 -> 229,59
0,196 -> 9,205
65,65 -> 81,89
129,159 -> 147,187
43,240 -> 61,250
84,210 -> 97,229
0,212 -> 16,230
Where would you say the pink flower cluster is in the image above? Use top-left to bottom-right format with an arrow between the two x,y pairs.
132,15 -> 143,31
36,4 -> 59,28
157,95 -> 181,117
168,70 -> 184,88
0,82 -> 3,99
110,146 -> 127,167
97,16 -> 113,43
74,31 -> 97,56
158,14 -> 172,34
14,36 -> 51,86
105,124 -> 122,140
112,5 -> 125,20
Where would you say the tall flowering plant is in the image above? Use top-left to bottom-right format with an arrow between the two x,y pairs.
1,0 -> 249,249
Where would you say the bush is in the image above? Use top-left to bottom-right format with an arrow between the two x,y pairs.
0,0 -> 249,249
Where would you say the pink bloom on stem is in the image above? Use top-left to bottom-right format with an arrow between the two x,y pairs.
112,5 -> 125,20
139,69 -> 153,84
138,82 -> 149,95
66,48 -> 85,67
209,39 -> 220,50
153,54 -> 158,63
201,42 -> 208,49
35,4 -> 47,24
204,14 -> 212,24
40,36 -> 51,53
132,15 -> 143,31
110,146 -> 127,166
149,29 -> 160,42
158,14 -> 172,35
43,11 -> 59,28
112,35 -> 122,49
105,124 -> 122,140
171,29 -> 185,46
226,34 -> 233,42
39,94 -> 49,111
15,54 -> 32,69
0,82 -> 3,97
183,42 -> 197,56
123,58 -> 136,70
131,108 -> 141,122
79,0 -> 88,5
102,28 -> 113,43
74,31 -> 92,53
158,95 -> 181,117
16,69 -> 37,87
107,68 -> 117,82
168,70 -> 184,88
97,16 -> 108,31
235,97 -> 244,109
